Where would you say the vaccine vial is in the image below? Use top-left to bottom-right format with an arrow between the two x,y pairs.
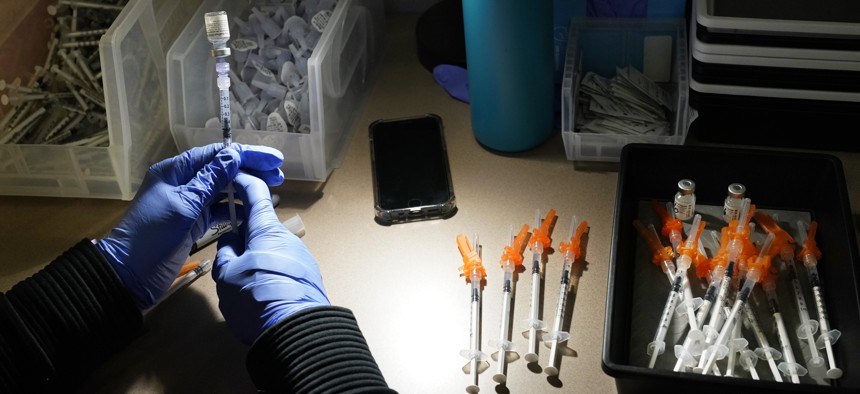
204,11 -> 231,57
673,179 -> 696,220
723,183 -> 747,223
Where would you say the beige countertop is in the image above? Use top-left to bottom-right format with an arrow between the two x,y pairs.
2,12 -> 860,394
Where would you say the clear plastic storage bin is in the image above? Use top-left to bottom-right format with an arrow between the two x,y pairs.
166,0 -> 384,181
0,0 -> 202,200
561,18 -> 691,162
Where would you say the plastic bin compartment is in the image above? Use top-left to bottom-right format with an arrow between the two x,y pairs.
0,0 -> 200,199
561,18 -> 690,162
167,0 -> 384,182
606,143 -> 860,393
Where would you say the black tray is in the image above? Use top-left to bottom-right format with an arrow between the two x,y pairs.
604,143 -> 860,393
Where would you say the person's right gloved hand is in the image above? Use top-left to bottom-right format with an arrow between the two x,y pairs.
213,172 -> 331,345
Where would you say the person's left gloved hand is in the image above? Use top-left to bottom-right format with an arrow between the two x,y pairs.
213,172 -> 330,345
96,143 -> 284,308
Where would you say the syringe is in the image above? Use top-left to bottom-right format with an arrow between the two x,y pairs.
673,214 -> 706,340
632,217 -> 685,369
457,233 -> 489,393
696,256 -> 735,366
761,263 -> 807,383
742,302 -> 784,382
673,224 -> 715,372
543,217 -> 589,376
204,11 -> 239,234
797,220 -> 843,379
647,271 -> 684,368
646,217 -> 704,371
700,230 -> 773,375
696,229 -> 729,332
699,199 -> 754,354
651,200 -> 683,251
632,219 -> 676,285
522,209 -> 557,363
489,224 -> 530,384
754,212 -> 825,370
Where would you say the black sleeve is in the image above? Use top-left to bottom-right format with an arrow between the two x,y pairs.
246,306 -> 398,394
0,239 -> 143,393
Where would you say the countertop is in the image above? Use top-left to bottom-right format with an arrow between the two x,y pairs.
2,12 -> 860,394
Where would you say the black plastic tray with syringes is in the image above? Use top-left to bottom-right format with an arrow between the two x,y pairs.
604,143 -> 860,393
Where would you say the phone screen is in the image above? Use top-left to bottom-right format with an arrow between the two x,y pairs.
369,114 -> 456,224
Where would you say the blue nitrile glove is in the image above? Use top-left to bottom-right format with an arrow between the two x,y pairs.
433,64 -> 470,103
97,143 -> 285,309
213,172 -> 330,345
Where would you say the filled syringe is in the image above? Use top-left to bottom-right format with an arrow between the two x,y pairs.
632,219 -> 676,285
798,220 -> 843,379
646,217 -> 709,371
651,200 -> 684,251
673,214 -> 706,341
756,212 -> 826,371
458,233 -> 489,394
675,229 -> 723,372
543,217 -> 589,376
742,302 -> 783,382
647,265 -> 684,368
696,229 -> 730,331
698,199 -> 754,359
700,230 -> 773,375
523,209 -> 557,363
204,11 -> 238,234
489,224 -> 530,384
760,260 -> 808,383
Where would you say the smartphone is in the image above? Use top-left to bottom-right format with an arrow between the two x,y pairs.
369,113 -> 456,225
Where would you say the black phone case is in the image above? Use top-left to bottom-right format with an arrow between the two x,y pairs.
369,113 -> 457,225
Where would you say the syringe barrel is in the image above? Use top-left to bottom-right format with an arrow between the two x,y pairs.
708,265 -> 725,290
745,267 -> 762,286
532,242 -> 544,256
803,253 -> 819,269
652,291 -> 680,347
726,238 -> 743,264
501,260 -> 516,274
676,254 -> 693,271
563,249 -> 576,264
669,230 -> 682,250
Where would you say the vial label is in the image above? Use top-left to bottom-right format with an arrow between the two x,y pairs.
722,183 -> 746,223
723,199 -> 742,223
674,179 -> 696,220
204,12 -> 230,42
674,195 -> 695,220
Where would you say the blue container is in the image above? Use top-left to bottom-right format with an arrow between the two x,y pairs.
462,0 -> 554,152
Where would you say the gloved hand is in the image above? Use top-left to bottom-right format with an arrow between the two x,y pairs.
97,143 -> 284,308
213,172 -> 330,345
